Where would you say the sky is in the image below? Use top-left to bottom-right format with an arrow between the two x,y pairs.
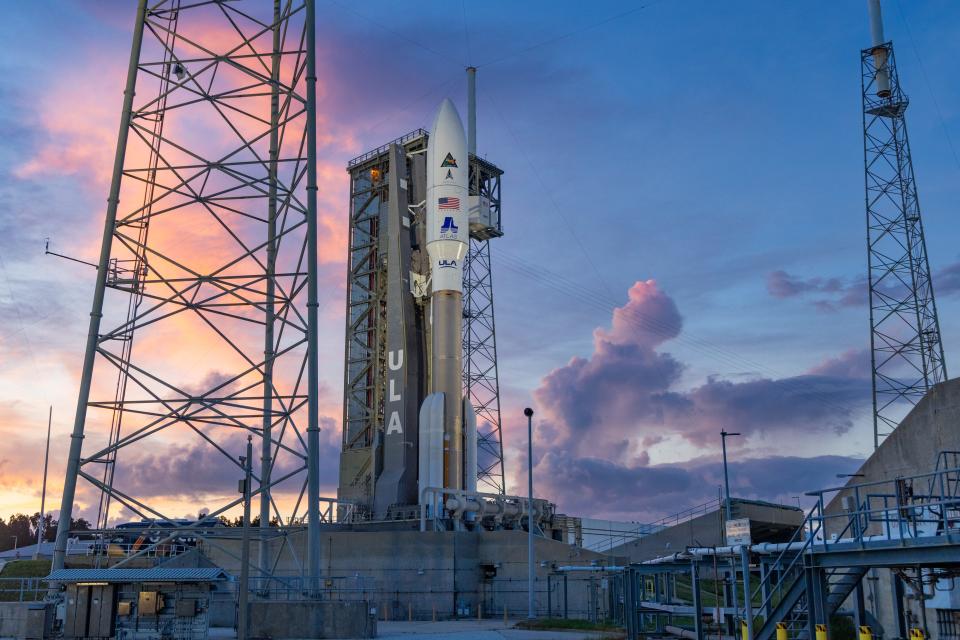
1,0 -> 960,525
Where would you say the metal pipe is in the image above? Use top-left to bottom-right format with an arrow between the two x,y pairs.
35,407 -> 52,559
260,0 -> 281,582
741,547 -> 753,640
52,0 -> 149,573
866,0 -> 891,97
304,0 -> 322,592
526,407 -> 535,619
641,542 -> 812,565
867,0 -> 885,46
238,437 -> 252,640
467,66 -> 477,156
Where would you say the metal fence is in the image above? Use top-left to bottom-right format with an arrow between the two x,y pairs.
0,577 -> 47,602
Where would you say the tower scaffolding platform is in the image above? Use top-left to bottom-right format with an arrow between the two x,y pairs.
616,458 -> 960,640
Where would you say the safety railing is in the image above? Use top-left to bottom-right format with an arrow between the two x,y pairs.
86,541 -> 192,559
584,498 -> 724,552
0,578 -> 47,602
804,464 -> 960,551
347,129 -> 427,168
241,575 -> 375,601
750,462 -> 960,640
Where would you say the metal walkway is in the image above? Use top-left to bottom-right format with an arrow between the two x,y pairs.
619,456 -> 960,640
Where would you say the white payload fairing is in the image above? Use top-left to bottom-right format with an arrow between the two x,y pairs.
418,99 -> 478,499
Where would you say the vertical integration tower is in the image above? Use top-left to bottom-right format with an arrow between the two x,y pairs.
52,0 -> 324,581
338,98 -> 505,518
862,0 -> 947,449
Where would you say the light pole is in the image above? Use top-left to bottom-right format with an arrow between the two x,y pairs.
238,437 -> 252,640
35,407 -> 52,560
720,430 -> 740,522
525,407 -> 535,620
11,536 -> 17,553
720,429 -> 741,638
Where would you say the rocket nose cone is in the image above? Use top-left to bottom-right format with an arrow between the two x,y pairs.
430,98 -> 464,138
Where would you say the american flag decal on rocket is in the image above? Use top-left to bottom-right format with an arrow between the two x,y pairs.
438,197 -> 460,210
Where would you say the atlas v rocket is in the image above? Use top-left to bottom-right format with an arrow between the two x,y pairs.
418,99 -> 478,499
339,94 -> 500,520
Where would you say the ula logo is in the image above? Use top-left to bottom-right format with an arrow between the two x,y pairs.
440,216 -> 458,236
439,259 -> 458,269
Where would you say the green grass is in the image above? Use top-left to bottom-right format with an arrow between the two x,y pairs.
516,618 -> 624,632
0,560 -> 50,601
0,559 -> 51,578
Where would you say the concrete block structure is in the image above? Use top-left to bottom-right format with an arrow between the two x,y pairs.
826,378 -> 960,640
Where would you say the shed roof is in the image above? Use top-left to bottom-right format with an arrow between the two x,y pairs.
47,568 -> 228,583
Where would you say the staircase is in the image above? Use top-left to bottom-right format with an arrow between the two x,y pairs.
825,566 -> 869,614
752,508 -> 868,640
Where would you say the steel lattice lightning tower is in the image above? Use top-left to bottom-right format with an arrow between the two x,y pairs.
862,3 -> 947,450
52,0 -> 324,581
463,161 -> 506,494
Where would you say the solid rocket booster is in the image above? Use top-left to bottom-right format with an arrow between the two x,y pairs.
425,99 -> 469,491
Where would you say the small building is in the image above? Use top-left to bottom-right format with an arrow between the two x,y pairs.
47,567 -> 231,640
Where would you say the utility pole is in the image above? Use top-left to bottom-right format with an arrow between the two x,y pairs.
525,407 -> 535,619
720,430 -> 740,523
238,437 -> 252,640
34,407 -> 52,560
720,430 -> 741,635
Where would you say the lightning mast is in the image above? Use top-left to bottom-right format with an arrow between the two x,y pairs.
863,0 -> 946,449
463,66 -> 506,493
52,0 -> 323,582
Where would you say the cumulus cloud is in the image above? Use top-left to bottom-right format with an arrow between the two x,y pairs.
767,262 -> 960,312
525,280 -> 871,519
536,452 -> 863,522
532,281 -> 687,462
533,280 -> 870,458
111,416 -> 342,504
766,270 -> 866,311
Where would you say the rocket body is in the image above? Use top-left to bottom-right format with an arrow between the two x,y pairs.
425,99 -> 468,491
426,99 -> 469,294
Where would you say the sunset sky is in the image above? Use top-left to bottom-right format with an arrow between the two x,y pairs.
2,1 -> 960,524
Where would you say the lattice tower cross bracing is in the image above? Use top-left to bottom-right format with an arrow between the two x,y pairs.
52,0 -> 326,584
862,4 -> 947,450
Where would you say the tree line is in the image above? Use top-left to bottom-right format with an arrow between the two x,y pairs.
0,513 -> 92,553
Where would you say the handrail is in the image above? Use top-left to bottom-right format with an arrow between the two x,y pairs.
752,462 -> 960,623
346,129 -> 427,169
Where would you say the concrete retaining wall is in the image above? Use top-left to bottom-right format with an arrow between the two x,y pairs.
824,378 -> 960,640
0,601 -> 50,640
249,600 -> 376,639
206,529 -> 610,619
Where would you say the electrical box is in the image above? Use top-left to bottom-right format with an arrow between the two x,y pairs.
138,591 -> 163,617
468,195 -> 498,236
175,598 -> 197,617
64,584 -> 115,639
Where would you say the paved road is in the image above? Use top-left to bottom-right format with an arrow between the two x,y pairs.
377,619 -> 617,640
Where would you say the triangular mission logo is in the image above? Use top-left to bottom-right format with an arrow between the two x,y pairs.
441,153 -> 458,168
